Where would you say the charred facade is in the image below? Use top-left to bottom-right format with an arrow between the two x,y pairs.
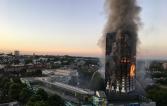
105,30 -> 136,94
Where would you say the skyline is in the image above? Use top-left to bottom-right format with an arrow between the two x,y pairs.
0,0 -> 167,58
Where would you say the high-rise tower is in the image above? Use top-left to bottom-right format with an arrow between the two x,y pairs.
105,30 -> 136,94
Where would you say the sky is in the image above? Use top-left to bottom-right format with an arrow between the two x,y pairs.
0,0 -> 166,58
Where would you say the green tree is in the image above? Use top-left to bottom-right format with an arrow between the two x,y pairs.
146,85 -> 167,106
28,95 -> 42,103
34,101 -> 48,106
0,77 -> 10,89
26,89 -> 49,106
19,87 -> 33,104
3,81 -> 11,94
12,77 -> 22,84
47,95 -> 64,106
8,83 -> 21,100
25,59 -> 33,64
27,100 -> 48,106
36,88 -> 48,101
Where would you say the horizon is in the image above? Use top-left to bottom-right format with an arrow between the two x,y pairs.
0,0 -> 167,58
2,50 -> 167,61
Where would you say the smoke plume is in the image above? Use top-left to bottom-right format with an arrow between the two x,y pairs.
99,0 -> 141,49
136,60 -> 154,88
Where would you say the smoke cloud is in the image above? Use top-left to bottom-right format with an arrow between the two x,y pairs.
135,60 -> 154,95
136,60 -> 154,88
105,0 -> 141,30
99,0 -> 141,49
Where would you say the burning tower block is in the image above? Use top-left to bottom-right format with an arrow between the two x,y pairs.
105,30 -> 136,94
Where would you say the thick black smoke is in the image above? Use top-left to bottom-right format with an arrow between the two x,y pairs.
99,0 -> 141,50
104,0 -> 141,32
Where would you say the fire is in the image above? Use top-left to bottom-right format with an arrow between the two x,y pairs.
130,64 -> 135,78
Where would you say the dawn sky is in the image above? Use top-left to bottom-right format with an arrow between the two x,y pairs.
0,0 -> 166,58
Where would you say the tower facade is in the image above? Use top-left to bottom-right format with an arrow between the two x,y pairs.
105,31 -> 136,94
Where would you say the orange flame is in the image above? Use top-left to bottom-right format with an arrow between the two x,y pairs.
130,64 -> 135,78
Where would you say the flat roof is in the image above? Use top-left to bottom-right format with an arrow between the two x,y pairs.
37,77 -> 94,95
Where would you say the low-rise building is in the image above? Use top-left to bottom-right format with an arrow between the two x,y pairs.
163,62 -> 167,70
